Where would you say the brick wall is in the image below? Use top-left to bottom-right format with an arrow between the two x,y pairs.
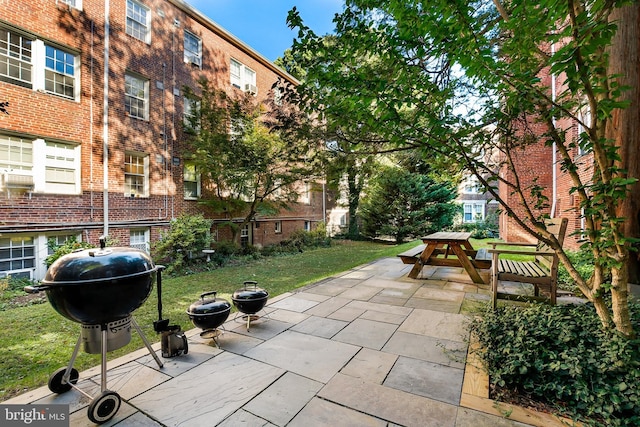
0,0 -> 323,279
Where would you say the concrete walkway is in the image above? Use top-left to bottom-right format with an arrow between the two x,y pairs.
5,257 -> 535,427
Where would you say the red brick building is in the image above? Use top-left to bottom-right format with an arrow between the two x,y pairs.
0,0 -> 325,280
497,65 -> 593,250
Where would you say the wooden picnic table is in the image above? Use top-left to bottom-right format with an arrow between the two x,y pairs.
407,231 -> 490,284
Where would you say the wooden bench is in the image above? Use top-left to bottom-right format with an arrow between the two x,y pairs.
397,244 -> 426,264
488,218 -> 568,309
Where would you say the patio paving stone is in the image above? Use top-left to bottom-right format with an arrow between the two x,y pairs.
288,397 -> 387,427
383,356 -> 464,405
340,347 -> 398,384
242,372 -> 323,426
382,331 -> 467,369
216,330 -> 264,355
359,309 -> 408,325
217,409 -> 276,427
404,297 -> 463,313
290,315 -> 349,338
266,308 -> 310,324
301,283 -> 351,296
327,305 -> 367,322
455,408 -> 533,427
337,285 -> 381,301
318,372 -> 458,427
346,299 -> 413,317
130,352 -> 284,427
268,296 -> 320,312
332,318 -> 399,350
413,286 -> 466,302
227,317 -> 292,340
243,330 -> 360,383
368,294 -> 409,306
398,309 -> 469,342
303,296 -> 351,317
291,292 -> 331,302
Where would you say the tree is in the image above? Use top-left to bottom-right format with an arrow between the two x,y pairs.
288,0 -> 639,336
360,166 -> 458,243
183,79 -> 322,244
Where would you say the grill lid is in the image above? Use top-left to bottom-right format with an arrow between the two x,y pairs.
43,247 -> 156,285
187,291 -> 231,316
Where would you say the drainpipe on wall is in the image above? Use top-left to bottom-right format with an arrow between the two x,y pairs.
102,0 -> 110,237
551,40 -> 558,218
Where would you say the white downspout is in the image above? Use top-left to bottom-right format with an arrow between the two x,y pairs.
551,41 -> 558,217
102,0 -> 110,236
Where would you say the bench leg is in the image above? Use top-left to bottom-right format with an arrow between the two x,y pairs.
491,256 -> 499,309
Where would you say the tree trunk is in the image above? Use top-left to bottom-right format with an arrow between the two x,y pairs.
609,3 -> 640,285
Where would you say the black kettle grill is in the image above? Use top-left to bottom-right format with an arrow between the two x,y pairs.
186,291 -> 231,345
25,238 -> 164,425
232,281 -> 269,331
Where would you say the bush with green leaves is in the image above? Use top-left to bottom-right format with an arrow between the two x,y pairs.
152,213 -> 213,275
45,236 -> 95,268
470,302 -> 640,426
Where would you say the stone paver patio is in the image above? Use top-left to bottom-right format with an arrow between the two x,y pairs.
4,257 -> 542,426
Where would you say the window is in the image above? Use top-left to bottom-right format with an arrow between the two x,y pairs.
0,135 -> 33,174
0,28 -> 32,88
44,141 -> 79,194
183,161 -> 200,199
462,175 -> 481,194
130,229 -> 150,253
44,44 -> 75,99
1,27 -> 79,100
240,224 -> 250,247
59,0 -> 82,10
0,236 -> 35,279
183,96 -> 200,130
125,73 -> 148,120
46,234 -> 77,255
1,135 -> 80,194
126,0 -> 150,43
304,221 -> 311,232
124,152 -> 148,197
274,221 -> 282,234
230,58 -> 256,95
300,182 -> 311,204
184,31 -> 202,67
577,107 -> 592,156
463,202 -> 485,223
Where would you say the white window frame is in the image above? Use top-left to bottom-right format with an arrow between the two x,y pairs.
0,235 -> 35,279
183,31 -> 202,67
43,43 -> 76,99
125,73 -> 149,120
183,160 -> 201,200
274,221 -> 282,234
183,96 -> 200,130
124,152 -> 149,197
126,0 -> 151,43
462,201 -> 485,223
0,27 -> 80,101
461,175 -> 481,194
230,58 -> 257,95
304,221 -> 311,232
1,135 -> 80,194
59,0 -> 82,11
577,107 -> 592,156
130,229 -> 150,253
300,182 -> 311,205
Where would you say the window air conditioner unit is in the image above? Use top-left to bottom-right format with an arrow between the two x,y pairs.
190,56 -> 202,67
244,84 -> 257,95
4,174 -> 34,189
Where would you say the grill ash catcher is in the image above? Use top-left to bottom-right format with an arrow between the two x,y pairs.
153,265 -> 188,358
24,237 -> 165,425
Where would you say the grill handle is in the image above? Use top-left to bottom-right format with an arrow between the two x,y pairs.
200,291 -> 217,300
24,284 -> 50,294
243,280 -> 258,290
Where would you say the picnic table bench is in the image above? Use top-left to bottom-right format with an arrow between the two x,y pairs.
398,232 -> 491,284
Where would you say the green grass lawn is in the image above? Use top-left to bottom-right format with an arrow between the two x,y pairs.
0,240 -> 414,401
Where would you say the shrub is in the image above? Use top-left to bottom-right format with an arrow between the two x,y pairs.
152,213 -> 213,275
470,302 -> 640,426
45,236 -> 95,268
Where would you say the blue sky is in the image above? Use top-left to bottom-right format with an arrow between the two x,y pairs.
185,0 -> 344,61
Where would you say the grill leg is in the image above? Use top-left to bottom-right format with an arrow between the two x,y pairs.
101,327 -> 108,392
131,317 -> 163,368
